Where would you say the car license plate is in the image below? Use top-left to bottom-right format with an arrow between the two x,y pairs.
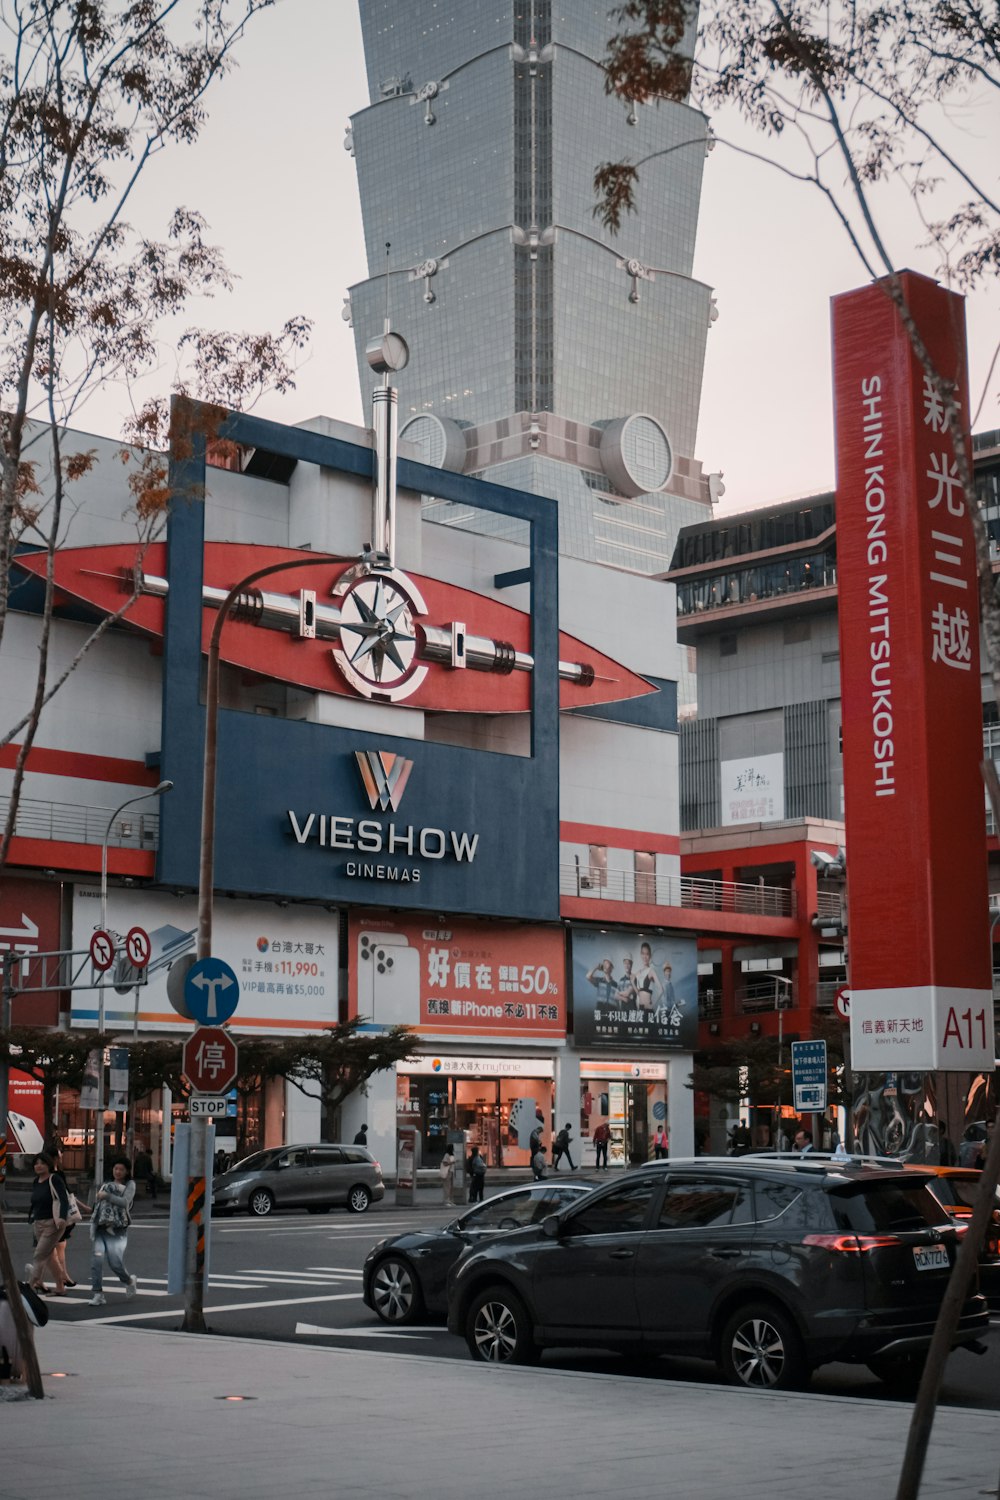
913,1244 -> 949,1271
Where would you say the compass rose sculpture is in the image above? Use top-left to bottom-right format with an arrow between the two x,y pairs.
332,564 -> 430,702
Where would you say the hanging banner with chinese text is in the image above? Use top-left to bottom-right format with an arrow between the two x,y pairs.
348,913 -> 566,1039
833,271 -> 994,1070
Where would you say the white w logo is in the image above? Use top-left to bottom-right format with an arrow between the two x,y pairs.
355,750 -> 414,812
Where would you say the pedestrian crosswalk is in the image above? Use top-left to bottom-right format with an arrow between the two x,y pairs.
50,1265 -> 363,1303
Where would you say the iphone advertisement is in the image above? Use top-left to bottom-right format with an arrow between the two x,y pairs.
348,913 -> 567,1039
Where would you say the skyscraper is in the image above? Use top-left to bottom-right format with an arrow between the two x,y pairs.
345,0 -> 718,573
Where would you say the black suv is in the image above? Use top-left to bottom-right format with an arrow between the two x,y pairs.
446,1158 -> 989,1389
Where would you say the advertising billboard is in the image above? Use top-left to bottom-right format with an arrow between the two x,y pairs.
70,887 -> 337,1035
570,928 -> 698,1050
0,877 -> 62,1026
721,754 -> 784,825
348,912 -> 566,1040
833,271 -> 994,1071
7,1068 -> 46,1154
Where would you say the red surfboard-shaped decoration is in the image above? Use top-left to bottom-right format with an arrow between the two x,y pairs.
21,542 -> 656,714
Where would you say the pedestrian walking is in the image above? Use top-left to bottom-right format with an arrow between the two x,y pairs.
439,1146 -> 456,1205
89,1158 -> 138,1307
653,1125 -> 668,1160
592,1121 -> 611,1170
354,1123 -> 369,1147
553,1123 -> 575,1171
467,1146 -> 486,1202
25,1152 -> 69,1295
44,1140 -> 87,1289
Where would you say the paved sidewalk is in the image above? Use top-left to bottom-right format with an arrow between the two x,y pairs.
4,1323 -> 998,1500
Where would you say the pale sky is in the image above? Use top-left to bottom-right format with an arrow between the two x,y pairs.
71,0 -> 999,518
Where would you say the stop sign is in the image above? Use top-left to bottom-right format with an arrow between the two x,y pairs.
182,1026 -> 238,1095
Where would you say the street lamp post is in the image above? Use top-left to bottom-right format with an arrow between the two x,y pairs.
94,780 -> 173,1195
183,553 -> 339,1334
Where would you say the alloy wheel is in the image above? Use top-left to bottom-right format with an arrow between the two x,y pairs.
371,1259 -> 416,1323
729,1315 -> 787,1387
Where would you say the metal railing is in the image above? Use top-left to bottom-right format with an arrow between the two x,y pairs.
561,865 -> 796,917
814,890 -> 843,920
699,988 -> 723,1021
0,795 -> 160,850
736,980 -> 798,1014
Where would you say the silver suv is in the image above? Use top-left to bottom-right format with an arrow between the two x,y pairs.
212,1143 -> 384,1217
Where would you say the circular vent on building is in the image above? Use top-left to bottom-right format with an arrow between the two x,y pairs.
599,413 -> 673,497
399,413 -> 468,472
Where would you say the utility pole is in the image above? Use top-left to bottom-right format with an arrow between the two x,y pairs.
0,952 -> 14,1209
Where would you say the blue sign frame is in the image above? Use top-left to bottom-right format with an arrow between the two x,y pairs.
156,404 -> 561,920
791,1039 -> 828,1112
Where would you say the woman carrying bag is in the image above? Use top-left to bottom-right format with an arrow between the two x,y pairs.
25,1152 -> 69,1294
89,1158 -> 138,1307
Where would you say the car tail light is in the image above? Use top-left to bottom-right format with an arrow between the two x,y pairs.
374,1160 -> 381,1174
803,1233 -> 902,1253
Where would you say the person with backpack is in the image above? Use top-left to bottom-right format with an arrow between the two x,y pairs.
553,1123 -> 575,1171
467,1146 -> 487,1202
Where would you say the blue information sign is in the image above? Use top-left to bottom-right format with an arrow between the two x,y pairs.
791,1039 -> 828,1113
184,956 -> 240,1026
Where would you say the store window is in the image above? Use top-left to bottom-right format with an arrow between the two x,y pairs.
588,844 -> 608,889
397,1072 -> 553,1169
634,850 -> 655,903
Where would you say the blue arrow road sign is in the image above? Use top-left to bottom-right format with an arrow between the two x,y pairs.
791,1039 -> 828,1113
184,956 -> 240,1026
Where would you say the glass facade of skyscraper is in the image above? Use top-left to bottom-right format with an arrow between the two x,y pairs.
348,0 -> 716,572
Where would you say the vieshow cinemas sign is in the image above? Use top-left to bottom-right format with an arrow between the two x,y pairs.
287,749 -> 479,885
833,271 -> 995,1070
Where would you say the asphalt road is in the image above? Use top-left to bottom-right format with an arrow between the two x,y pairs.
9,1206 -> 1000,1406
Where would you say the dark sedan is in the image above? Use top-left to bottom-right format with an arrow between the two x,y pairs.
363,1180 -> 594,1325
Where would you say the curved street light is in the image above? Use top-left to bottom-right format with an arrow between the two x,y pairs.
94,779 -> 173,1194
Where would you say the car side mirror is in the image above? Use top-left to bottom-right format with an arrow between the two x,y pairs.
542,1213 -> 562,1239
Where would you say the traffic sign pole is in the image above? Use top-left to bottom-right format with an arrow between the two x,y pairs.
180,978 -> 240,1334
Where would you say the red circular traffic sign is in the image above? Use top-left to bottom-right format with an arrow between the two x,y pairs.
125,925 -> 151,968
182,1026 -> 239,1096
834,986 -> 852,1020
89,929 -> 115,973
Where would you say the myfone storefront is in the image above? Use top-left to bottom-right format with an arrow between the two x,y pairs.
348,911 -> 569,1172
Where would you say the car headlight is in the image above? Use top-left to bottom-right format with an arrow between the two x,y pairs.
215,1177 -> 251,1196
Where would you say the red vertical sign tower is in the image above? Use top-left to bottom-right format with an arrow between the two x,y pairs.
833,271 -> 994,1071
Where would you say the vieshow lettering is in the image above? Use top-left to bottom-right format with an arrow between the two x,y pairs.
286,808 -> 479,883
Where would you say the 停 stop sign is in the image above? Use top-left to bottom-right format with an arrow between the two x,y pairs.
182,1026 -> 238,1096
